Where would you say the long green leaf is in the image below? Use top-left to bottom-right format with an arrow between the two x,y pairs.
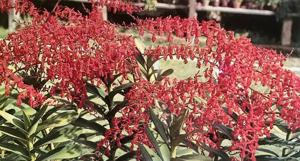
106,101 -> 127,120
34,130 -> 63,148
36,111 -> 78,132
146,56 -> 157,69
36,144 -> 83,161
175,154 -> 213,161
139,144 -> 153,161
0,110 -> 25,133
201,144 -> 230,161
213,123 -> 233,140
28,105 -> 48,137
22,110 -> 31,130
149,109 -> 169,144
145,127 -> 164,160
42,105 -> 60,120
274,119 -> 289,133
258,133 -> 292,146
115,151 -> 136,161
136,54 -> 147,70
0,153 -> 26,161
86,83 -> 106,100
0,126 -> 27,142
108,83 -> 133,99
0,97 -> 15,110
34,126 -> 83,148
257,148 -> 279,157
255,155 -> 281,161
0,142 -> 29,159
15,104 -> 36,116
72,117 -> 106,135
157,69 -> 174,81
74,139 -> 97,150
291,151 -> 300,158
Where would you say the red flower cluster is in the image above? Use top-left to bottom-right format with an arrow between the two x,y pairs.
0,4 -> 140,107
104,18 -> 300,160
0,0 -> 36,15
0,56 -> 44,107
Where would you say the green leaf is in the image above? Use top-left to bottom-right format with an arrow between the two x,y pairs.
106,101 -> 128,120
15,104 -> 36,116
22,110 -> 31,130
255,155 -> 281,161
201,144 -> 230,161
72,118 -> 106,135
170,111 -> 187,137
0,110 -> 25,132
170,111 -> 187,139
28,105 -> 48,137
0,153 -> 26,161
34,130 -> 63,148
274,119 -> 289,133
149,109 -> 169,144
115,151 -> 136,161
0,97 -> 15,110
28,121 -> 39,138
0,142 -> 29,159
257,148 -> 279,157
213,124 -> 233,140
36,111 -> 78,132
289,132 -> 300,141
145,127 -> 164,160
74,139 -> 97,150
86,83 -> 106,100
109,83 -> 133,98
87,101 -> 107,117
136,54 -> 146,69
160,143 -> 170,161
157,69 -> 174,81
183,140 -> 199,153
36,144 -> 83,161
139,144 -> 154,161
258,133 -> 292,146
34,126 -> 82,148
290,151 -> 300,158
0,126 -> 27,142
42,105 -> 60,120
146,56 -> 157,69
174,154 -> 213,161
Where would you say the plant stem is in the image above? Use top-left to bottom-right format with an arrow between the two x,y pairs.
282,129 -> 291,157
171,145 -> 177,159
1,150 -> 5,158
28,138 -> 36,161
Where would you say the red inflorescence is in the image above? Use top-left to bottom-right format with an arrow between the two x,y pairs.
0,3 -> 140,107
105,17 -> 300,160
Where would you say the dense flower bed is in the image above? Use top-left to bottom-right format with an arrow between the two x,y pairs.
0,1 -> 299,161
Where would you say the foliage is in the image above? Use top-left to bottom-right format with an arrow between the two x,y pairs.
256,119 -> 300,161
0,27 -> 8,39
0,88 -> 89,160
139,108 -> 224,161
0,0 -> 300,161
